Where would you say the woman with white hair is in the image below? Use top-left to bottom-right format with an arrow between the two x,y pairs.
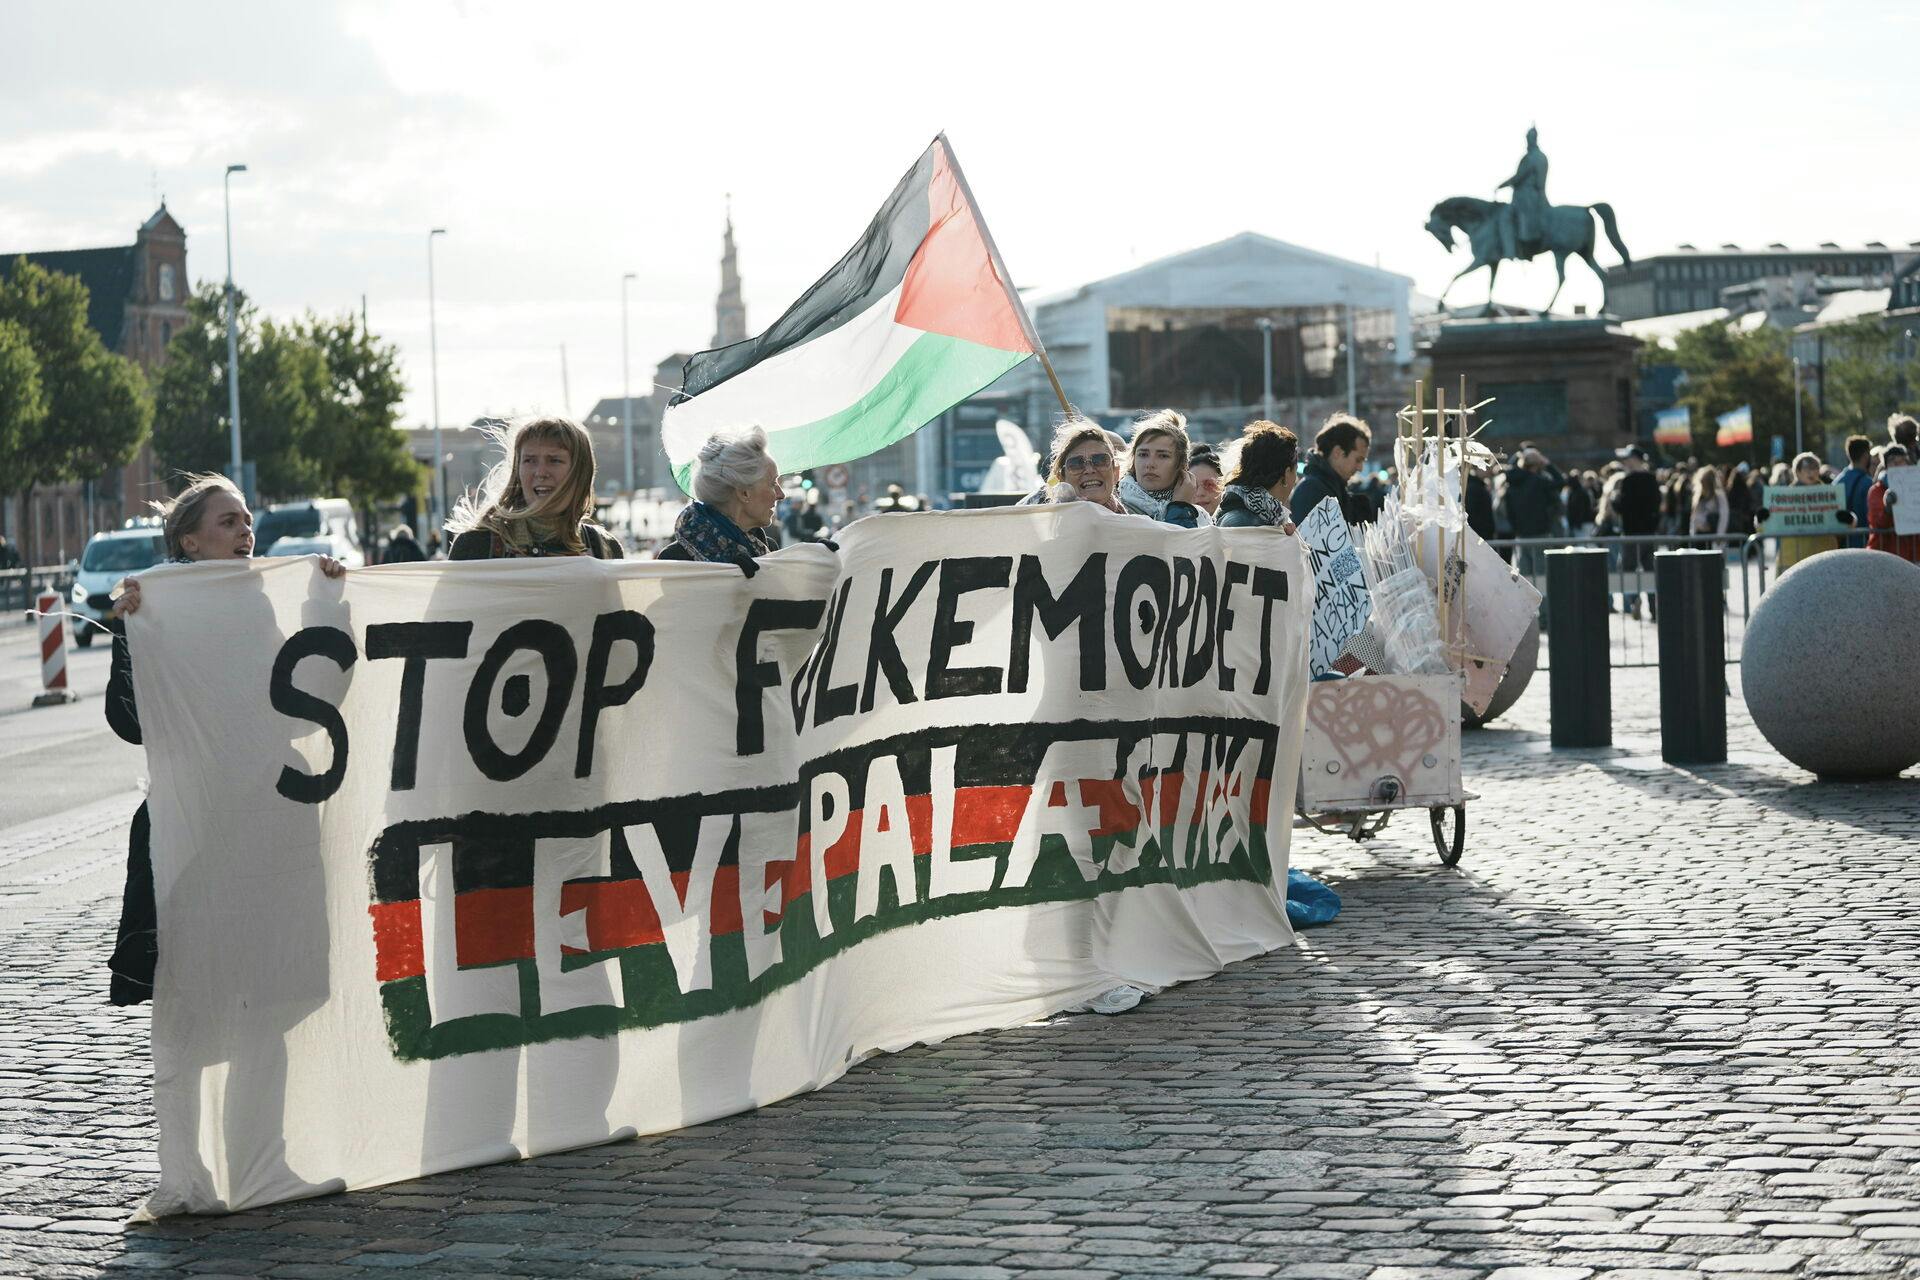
658,425 -> 785,563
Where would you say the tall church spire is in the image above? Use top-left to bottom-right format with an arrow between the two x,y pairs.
712,196 -> 747,346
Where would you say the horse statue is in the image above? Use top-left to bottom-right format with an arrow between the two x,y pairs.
1427,195 -> 1630,312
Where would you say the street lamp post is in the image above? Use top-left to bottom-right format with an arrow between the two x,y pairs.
428,228 -> 448,534
222,164 -> 248,497
621,272 -> 637,495
1256,318 -> 1274,423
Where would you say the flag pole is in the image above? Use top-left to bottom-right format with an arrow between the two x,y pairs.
936,134 -> 1073,417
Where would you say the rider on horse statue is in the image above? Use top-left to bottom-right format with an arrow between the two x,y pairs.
1498,127 -> 1549,261
1426,125 -> 1629,312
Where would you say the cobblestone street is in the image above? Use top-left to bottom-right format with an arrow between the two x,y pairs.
3,661 -> 1917,1280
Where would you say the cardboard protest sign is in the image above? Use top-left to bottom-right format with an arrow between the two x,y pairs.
1296,498 -> 1369,679
1761,483 -> 1853,538
1886,467 -> 1920,536
126,504 -> 1309,1216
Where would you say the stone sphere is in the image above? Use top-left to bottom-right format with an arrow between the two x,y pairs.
1742,549 -> 1920,779
1464,617 -> 1539,729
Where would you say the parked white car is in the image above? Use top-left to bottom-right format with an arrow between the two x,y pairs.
69,527 -> 167,647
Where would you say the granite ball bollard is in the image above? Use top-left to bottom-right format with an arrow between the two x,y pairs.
1742,549 -> 1920,779
1464,617 -> 1539,729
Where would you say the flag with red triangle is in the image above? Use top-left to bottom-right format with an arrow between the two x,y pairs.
662,135 -> 1038,489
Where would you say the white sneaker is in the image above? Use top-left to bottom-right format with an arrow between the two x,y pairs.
1080,984 -> 1147,1015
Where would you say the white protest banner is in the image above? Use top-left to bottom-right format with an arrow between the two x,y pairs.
126,504 -> 1309,1216
1886,467 -> 1920,536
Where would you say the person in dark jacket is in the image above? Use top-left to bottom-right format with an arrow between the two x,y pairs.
1288,413 -> 1372,526
1613,446 -> 1664,616
1502,445 -> 1566,538
446,416 -> 624,561
1465,471 -> 1498,542
1214,421 -> 1299,529
657,425 -> 784,564
1836,434 -> 1875,549
382,524 -> 427,564
105,473 -> 346,1004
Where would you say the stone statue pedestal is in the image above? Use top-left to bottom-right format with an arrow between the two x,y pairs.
1426,315 -> 1641,466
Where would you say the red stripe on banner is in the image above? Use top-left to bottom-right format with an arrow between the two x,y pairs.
368,773 -> 1272,983
892,143 -> 1032,354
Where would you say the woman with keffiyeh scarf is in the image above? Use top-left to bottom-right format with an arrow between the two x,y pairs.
1215,420 -> 1301,532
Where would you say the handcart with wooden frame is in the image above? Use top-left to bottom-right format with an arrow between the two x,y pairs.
1291,380 -> 1531,868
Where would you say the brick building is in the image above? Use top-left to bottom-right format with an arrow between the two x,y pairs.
0,205 -> 188,561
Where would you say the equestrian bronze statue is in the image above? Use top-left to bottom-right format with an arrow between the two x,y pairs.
1427,127 -> 1630,312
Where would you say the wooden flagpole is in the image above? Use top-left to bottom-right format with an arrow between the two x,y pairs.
937,134 -> 1073,416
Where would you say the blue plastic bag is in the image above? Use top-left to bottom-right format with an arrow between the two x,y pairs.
1286,869 -> 1342,927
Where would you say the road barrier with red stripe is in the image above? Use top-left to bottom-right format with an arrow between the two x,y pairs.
32,590 -> 79,707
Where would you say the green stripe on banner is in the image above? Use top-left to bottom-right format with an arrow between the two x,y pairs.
673,331 -> 1030,490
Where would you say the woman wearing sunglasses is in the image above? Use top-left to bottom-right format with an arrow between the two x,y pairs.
1043,419 -> 1129,513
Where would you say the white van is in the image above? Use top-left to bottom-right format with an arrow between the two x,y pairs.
70,526 -> 167,646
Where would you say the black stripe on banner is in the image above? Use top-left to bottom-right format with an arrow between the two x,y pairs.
675,144 -> 936,401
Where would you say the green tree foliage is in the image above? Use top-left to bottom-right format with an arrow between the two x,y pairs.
1659,322 -> 1814,464
1817,317 -> 1920,442
0,318 -> 49,487
0,258 -> 154,551
152,286 -> 420,507
302,315 -> 422,508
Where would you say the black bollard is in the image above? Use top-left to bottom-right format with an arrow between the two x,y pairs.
1655,549 -> 1726,764
1546,546 -> 1611,748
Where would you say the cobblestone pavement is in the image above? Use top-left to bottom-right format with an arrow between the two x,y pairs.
3,664 -> 1918,1280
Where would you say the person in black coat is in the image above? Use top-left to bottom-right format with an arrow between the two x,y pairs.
1288,414 -> 1373,526
106,474 -> 345,1004
381,525 -> 427,564
445,416 -> 625,561
1214,421 -> 1300,529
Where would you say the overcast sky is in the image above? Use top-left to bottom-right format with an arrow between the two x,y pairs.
5,1 -> 1914,430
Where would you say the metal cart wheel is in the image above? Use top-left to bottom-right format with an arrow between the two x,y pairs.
1430,804 -> 1465,867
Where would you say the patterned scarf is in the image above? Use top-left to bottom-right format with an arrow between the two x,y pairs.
1117,474 -> 1173,520
673,501 -> 771,563
1221,482 -> 1285,527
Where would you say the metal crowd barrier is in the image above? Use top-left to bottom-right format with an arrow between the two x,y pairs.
1484,532 -> 1756,670
3,564 -> 78,628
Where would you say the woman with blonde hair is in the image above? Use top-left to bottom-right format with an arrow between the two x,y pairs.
1689,464 -> 1728,540
1771,451 -> 1840,573
657,425 -> 786,563
104,473 -> 346,1004
1119,409 -> 1210,527
447,416 -> 623,560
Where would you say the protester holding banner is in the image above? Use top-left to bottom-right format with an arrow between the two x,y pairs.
1867,445 -> 1920,563
447,416 -> 624,561
1215,421 -> 1300,532
1042,418 -> 1128,513
657,425 -> 784,564
1775,452 -> 1843,572
1118,410 -> 1212,528
103,473 -> 347,1006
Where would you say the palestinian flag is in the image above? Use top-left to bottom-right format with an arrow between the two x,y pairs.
662,134 -> 1038,489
